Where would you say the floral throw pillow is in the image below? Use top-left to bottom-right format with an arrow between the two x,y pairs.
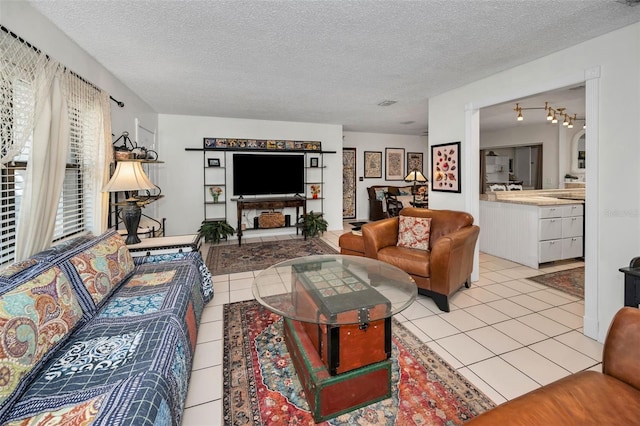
398,186 -> 413,196
374,187 -> 388,201
397,215 -> 431,251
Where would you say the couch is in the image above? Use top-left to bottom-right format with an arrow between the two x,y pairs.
466,306 -> 640,425
367,185 -> 422,221
362,207 -> 479,312
0,229 -> 213,425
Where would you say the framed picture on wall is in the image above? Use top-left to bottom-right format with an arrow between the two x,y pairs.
364,151 -> 382,178
431,141 -> 461,193
208,158 -> 221,167
407,152 -> 423,174
385,148 -> 405,180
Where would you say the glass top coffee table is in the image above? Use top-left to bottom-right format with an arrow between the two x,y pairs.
252,254 -> 417,325
252,254 -> 417,422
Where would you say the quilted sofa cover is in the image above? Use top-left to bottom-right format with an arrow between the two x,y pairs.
0,230 -> 213,425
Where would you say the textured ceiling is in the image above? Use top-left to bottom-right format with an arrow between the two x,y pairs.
25,0 -> 640,135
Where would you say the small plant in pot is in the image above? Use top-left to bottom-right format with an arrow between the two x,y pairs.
298,211 -> 328,237
198,220 -> 235,243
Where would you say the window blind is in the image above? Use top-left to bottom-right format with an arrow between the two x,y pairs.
0,26 -> 103,264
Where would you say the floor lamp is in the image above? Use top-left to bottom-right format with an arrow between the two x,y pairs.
103,161 -> 156,244
404,169 -> 428,204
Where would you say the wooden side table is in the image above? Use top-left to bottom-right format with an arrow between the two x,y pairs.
126,234 -> 202,258
619,256 -> 640,308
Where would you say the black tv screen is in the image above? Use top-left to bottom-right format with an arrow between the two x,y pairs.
233,153 -> 305,196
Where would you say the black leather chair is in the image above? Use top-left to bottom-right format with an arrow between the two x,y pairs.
384,192 -> 403,217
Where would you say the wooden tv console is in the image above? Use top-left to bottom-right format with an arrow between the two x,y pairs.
233,196 -> 307,246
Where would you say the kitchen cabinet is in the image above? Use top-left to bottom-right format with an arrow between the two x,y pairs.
480,200 -> 584,269
538,204 -> 583,263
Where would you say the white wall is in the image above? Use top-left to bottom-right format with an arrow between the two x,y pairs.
343,132 -> 428,221
430,22 -> 640,342
481,123 -> 583,188
157,114 -> 343,236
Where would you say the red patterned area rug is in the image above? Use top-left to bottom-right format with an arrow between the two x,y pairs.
223,300 -> 495,425
527,267 -> 584,299
207,238 -> 337,275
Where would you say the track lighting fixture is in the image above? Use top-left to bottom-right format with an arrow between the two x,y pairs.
514,102 -> 585,129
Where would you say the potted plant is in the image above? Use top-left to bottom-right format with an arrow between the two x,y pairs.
198,220 -> 235,243
298,211 -> 328,237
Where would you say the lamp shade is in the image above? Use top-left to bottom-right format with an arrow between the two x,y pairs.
404,170 -> 428,183
102,161 -> 156,193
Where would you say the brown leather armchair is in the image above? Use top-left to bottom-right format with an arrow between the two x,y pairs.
362,207 -> 479,312
466,307 -> 640,425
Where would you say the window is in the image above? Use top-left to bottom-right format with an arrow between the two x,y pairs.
0,27 -> 102,265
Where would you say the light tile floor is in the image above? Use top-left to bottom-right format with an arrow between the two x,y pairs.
182,225 -> 597,425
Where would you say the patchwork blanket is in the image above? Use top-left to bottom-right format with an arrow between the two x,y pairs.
1,246 -> 212,425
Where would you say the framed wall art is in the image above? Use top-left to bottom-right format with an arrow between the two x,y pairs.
203,137 -> 321,151
407,152 -> 423,174
310,157 -> 319,167
343,148 -> 356,219
364,151 -> 382,178
431,141 -> 461,193
385,148 -> 405,180
208,158 -> 220,167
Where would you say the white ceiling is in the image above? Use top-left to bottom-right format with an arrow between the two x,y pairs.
481,84 -> 586,132
26,0 -> 640,135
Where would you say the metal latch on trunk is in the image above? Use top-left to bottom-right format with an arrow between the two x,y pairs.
358,308 -> 370,331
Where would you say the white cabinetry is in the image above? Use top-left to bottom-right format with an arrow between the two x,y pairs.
485,155 -> 509,184
538,204 -> 583,264
479,200 -> 584,269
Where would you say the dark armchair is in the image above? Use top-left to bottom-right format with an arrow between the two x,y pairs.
384,193 -> 403,217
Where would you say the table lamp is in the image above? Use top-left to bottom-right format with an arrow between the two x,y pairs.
404,170 -> 428,204
103,161 -> 156,244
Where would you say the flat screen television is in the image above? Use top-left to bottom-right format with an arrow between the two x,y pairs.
233,153 -> 305,196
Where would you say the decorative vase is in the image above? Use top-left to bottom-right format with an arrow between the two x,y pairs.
313,193 -> 318,199
213,194 -> 219,203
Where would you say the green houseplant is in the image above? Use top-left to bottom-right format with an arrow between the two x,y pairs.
299,211 -> 328,237
198,220 -> 235,243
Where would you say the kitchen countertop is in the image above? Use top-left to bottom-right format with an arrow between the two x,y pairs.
480,189 -> 585,206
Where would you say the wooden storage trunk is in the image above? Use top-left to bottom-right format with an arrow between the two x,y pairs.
284,318 -> 392,423
292,261 -> 391,375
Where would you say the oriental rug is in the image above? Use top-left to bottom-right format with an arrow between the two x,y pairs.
527,267 -> 584,299
206,238 -> 337,275
223,300 -> 496,425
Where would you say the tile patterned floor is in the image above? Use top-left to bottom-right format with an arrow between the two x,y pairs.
182,225 -> 597,425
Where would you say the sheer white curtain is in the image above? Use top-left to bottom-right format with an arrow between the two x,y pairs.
2,26 -> 114,263
89,91 -> 112,235
15,69 -> 70,260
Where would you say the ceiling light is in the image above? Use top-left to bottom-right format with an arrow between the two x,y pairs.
513,102 -> 584,130
378,100 -> 397,107
514,103 -> 524,121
